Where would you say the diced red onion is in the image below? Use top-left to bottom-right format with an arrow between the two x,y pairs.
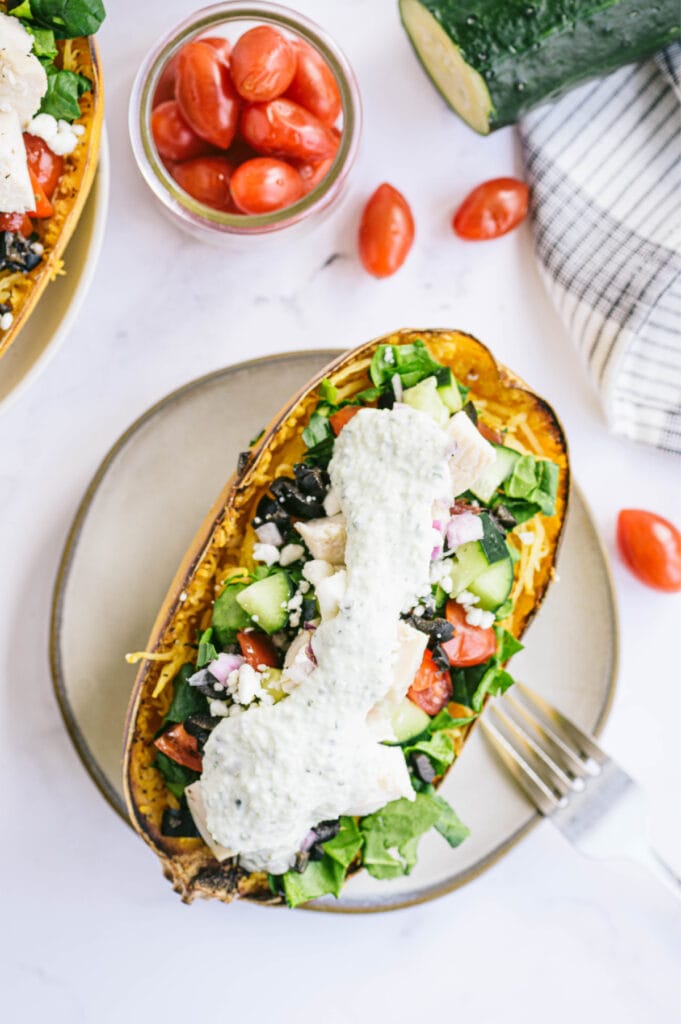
445,511 -> 484,551
205,652 -> 244,684
255,522 -> 283,547
300,829 -> 317,852
305,638 -> 318,665
391,373 -> 403,401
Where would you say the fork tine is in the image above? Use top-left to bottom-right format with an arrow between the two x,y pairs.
504,693 -> 592,780
480,716 -> 561,816
516,683 -> 608,765
489,704 -> 573,798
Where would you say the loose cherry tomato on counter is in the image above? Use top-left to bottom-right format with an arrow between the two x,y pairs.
237,630 -> 280,669
24,134 -> 63,198
28,170 -> 52,218
617,509 -> 681,592
358,183 -> 414,278
443,601 -> 497,667
171,156 -> 236,211
154,724 -> 203,772
230,156 -> 303,214
329,405 -> 360,435
296,154 -> 334,193
176,41 -> 240,149
0,212 -> 32,234
453,177 -> 529,241
285,38 -> 342,124
230,25 -> 296,102
240,98 -> 338,162
151,100 -> 213,162
408,649 -> 453,716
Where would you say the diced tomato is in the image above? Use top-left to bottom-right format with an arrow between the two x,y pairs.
0,212 -> 32,235
358,183 -> 414,278
230,157 -> 303,214
237,630 -> 280,669
24,134 -> 63,198
478,422 -> 503,444
230,26 -> 296,102
285,39 -> 342,124
154,724 -> 202,772
329,405 -> 360,435
240,98 -> 338,162
28,170 -> 52,218
151,100 -> 213,162
453,178 -> 529,241
171,155 -> 236,211
617,509 -> 681,592
408,649 -> 453,716
443,601 -> 496,667
176,41 -> 240,149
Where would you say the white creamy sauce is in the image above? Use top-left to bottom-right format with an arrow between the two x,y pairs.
200,406 -> 452,874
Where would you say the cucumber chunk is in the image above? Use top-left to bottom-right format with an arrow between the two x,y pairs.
470,444 -> 520,504
402,375 -> 450,426
447,541 -> 489,597
468,558 -> 514,611
212,583 -> 252,646
236,572 -> 292,634
479,512 -> 510,565
436,369 -> 463,413
391,697 -> 431,743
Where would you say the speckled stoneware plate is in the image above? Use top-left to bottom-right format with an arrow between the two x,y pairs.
51,350 -> 619,912
0,132 -> 110,412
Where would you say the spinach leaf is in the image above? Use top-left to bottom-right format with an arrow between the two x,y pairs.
24,22 -> 57,59
164,663 -> 206,724
153,751 -> 199,799
303,435 -> 334,469
21,0 -> 106,39
471,665 -> 515,712
429,794 -> 470,847
40,65 -> 90,120
404,731 -> 456,775
196,627 -> 218,669
369,340 -> 444,390
302,408 -> 332,449
360,794 -> 442,879
495,627 -> 524,663
282,817 -> 362,907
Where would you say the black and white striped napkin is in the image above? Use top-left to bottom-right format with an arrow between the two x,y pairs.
520,45 -> 681,454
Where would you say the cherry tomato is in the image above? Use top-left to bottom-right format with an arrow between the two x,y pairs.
240,98 -> 338,162
329,405 -> 360,435
24,134 -> 63,198
151,100 -> 212,162
28,170 -> 52,218
153,54 -> 179,107
154,724 -> 202,772
176,41 -> 240,149
358,183 -> 414,278
237,630 -> 280,669
285,39 -> 342,124
408,650 -> 453,716
230,26 -> 296,102
617,509 -> 681,592
171,156 -> 235,211
230,157 -> 303,214
0,212 -> 32,234
296,155 -> 335,194
453,177 -> 529,241
201,36 -> 232,64
442,602 -> 497,667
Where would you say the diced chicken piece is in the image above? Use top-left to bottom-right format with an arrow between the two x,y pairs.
302,558 -> 334,587
390,621 -> 428,700
283,629 -> 312,669
0,13 -> 47,128
446,411 -> 495,498
316,568 -> 347,620
0,109 -> 32,211
344,741 -> 414,815
295,514 -> 346,564
185,782 -> 234,862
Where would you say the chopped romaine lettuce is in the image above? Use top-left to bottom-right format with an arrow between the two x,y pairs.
282,817 -> 362,907
404,731 -> 456,775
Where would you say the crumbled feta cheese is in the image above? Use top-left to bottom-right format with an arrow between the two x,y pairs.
464,606 -> 494,629
299,580 -> 310,594
383,347 -> 395,365
287,592 -> 303,612
0,311 -> 13,331
209,699 -> 231,717
255,521 -> 283,547
228,663 -> 264,706
456,589 -> 479,607
252,542 -> 280,566
279,543 -> 305,567
302,559 -> 334,587
518,530 -> 535,545
27,112 -> 82,156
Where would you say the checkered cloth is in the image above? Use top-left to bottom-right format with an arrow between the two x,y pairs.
520,45 -> 681,454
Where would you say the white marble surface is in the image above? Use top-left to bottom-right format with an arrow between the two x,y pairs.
1,2 -> 679,1020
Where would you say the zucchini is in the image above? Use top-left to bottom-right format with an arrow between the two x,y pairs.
399,0 -> 681,134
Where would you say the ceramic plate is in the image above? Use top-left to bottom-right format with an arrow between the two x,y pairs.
51,351 -> 618,911
0,132 -> 110,412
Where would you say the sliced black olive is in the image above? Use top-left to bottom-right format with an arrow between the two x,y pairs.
431,644 -> 451,672
490,504 -> 517,535
301,597 -> 318,624
410,752 -> 436,784
409,616 -> 454,645
308,842 -> 325,861
0,231 -> 42,273
463,401 -> 478,425
237,451 -> 250,475
313,819 -> 341,843
161,803 -> 200,838
294,463 -> 329,500
184,714 -> 222,748
270,477 -> 325,519
252,493 -> 290,533
293,850 -> 310,873
377,390 -> 394,409
191,668 -> 229,699
0,303 -> 10,315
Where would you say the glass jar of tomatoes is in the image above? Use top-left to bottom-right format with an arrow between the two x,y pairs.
129,2 -> 361,246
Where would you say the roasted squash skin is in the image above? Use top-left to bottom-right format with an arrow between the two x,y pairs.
0,35 -> 104,362
123,329 -> 570,905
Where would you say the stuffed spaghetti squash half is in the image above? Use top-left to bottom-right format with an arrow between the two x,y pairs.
124,329 -> 569,907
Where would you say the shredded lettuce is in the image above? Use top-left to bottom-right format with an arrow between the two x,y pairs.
404,731 -> 456,775
370,340 -> 444,390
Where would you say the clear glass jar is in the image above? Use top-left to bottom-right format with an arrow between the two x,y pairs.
129,2 -> 361,248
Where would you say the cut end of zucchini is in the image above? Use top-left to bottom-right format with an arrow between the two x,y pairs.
400,0 -> 493,135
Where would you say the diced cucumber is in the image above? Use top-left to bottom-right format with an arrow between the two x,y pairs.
470,444 -> 521,504
435,369 -> 463,413
236,572 -> 292,634
212,583 -> 252,646
479,513 -> 510,565
402,375 -> 450,426
447,541 -> 489,597
468,558 -> 514,612
390,697 -> 431,743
